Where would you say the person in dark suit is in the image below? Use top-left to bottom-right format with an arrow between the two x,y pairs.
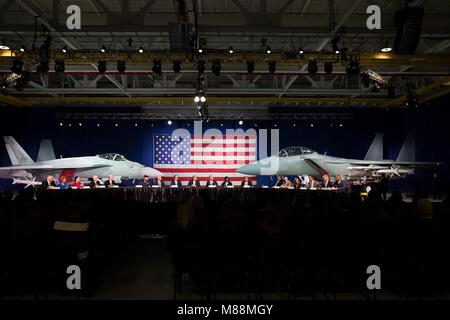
187,175 -> 201,188
153,175 -> 165,187
240,176 -> 253,188
41,175 -> 57,190
141,175 -> 151,187
334,175 -> 344,189
104,175 -> 116,188
170,175 -> 182,187
221,176 -> 233,188
89,175 -> 102,188
206,175 -> 218,187
272,175 -> 283,187
321,174 -> 332,189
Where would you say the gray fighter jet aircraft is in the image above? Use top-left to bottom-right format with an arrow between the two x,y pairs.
236,133 -> 441,180
0,136 -> 162,186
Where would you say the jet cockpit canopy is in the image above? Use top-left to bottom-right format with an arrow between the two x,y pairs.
276,146 -> 316,157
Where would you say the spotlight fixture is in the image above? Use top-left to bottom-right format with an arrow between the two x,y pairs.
62,46 -> 68,53
138,46 -> 144,53
238,120 -> 243,125
324,62 -> 333,74
20,45 -> 26,52
307,60 -> 318,74
194,87 -> 209,121
98,61 -> 107,73
228,46 -> 234,54
37,60 -> 49,73
78,123 -> 82,127
11,59 -> 23,74
246,61 -> 255,74
54,60 -> 65,73
59,122 -> 63,127
115,123 -> 118,127
117,60 -> 126,73
332,37 -> 340,54
265,46 -> 272,54
381,41 -> 392,52
345,60 -> 360,75
299,47 -> 304,54
172,61 -> 181,73
197,60 -> 205,74
152,59 -> 162,76
198,47 -> 204,54
100,45 -> 106,53
268,60 -> 276,73
168,120 -> 173,125
211,59 -> 221,76
0,40 -> 9,50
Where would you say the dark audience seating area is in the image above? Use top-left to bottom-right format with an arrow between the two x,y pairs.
1,187 -> 450,299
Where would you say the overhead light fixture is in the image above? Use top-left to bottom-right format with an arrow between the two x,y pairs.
62,46 -> 68,53
211,59 -> 221,76
0,40 -> 10,50
152,59 -> 162,76
332,37 -> 340,54
299,47 -> 304,54
308,60 -> 318,74
54,60 -> 65,73
198,47 -> 203,53
324,62 -> 333,74
138,46 -> 144,53
381,41 -> 392,52
268,60 -> 276,73
246,61 -> 255,73
265,46 -> 272,54
100,45 -> 106,53
168,120 -> 173,125
228,46 -> 234,54
117,60 -> 126,73
20,45 -> 26,52
173,61 -> 181,73
98,61 -> 107,73
238,120 -> 243,125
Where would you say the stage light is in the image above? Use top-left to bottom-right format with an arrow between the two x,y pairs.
268,60 -> 276,73
265,46 -> 271,54
198,47 -> 203,53
135,123 -> 138,127
20,45 -> 26,52
254,124 -> 258,127
78,123 -> 82,127
308,60 -> 318,74
115,123 -> 119,127
274,123 -> 278,127
324,62 -> 333,74
0,40 -> 9,50
138,46 -> 144,53
98,61 -> 107,73
246,61 -> 255,73
152,59 -> 162,76
197,60 -> 205,74
238,120 -> 243,125
310,123 -> 314,127
54,60 -> 65,73
293,123 -> 296,127
100,45 -> 106,53
68,123 -> 72,127
381,41 -> 392,52
173,61 -> 181,73
59,122 -> 63,126
299,47 -> 304,54
168,120 -> 172,125
211,59 -> 221,76
97,123 -> 100,127
200,96 -> 206,103
339,123 -> 343,127
332,37 -> 340,54
117,60 -> 126,73
228,46 -> 234,54
345,60 -> 360,75
11,60 -> 23,74
62,46 -> 68,53
194,96 -> 200,103
38,60 -> 49,73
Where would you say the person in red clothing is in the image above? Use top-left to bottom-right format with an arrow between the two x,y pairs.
71,176 -> 84,189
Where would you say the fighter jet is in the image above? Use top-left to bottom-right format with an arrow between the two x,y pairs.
236,133 -> 442,180
0,136 -> 162,186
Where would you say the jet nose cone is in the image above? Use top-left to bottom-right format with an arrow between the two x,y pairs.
236,162 -> 261,175
142,167 -> 163,178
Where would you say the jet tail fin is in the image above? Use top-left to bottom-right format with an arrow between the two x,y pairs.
37,139 -> 56,162
364,133 -> 384,161
3,136 -> 34,165
397,132 -> 415,162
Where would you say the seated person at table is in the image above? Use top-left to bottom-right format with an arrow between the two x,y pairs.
187,175 -> 201,188
206,175 -> 218,187
57,176 -> 69,189
153,175 -> 165,187
308,176 -> 319,189
334,175 -> 344,189
240,176 -> 253,187
104,175 -> 116,188
89,175 -> 102,188
170,175 -> 182,187
71,176 -> 84,189
41,175 -> 57,190
272,175 -> 283,187
321,174 -> 332,188
221,176 -> 233,188
281,176 -> 292,188
141,175 -> 151,187
293,177 -> 301,189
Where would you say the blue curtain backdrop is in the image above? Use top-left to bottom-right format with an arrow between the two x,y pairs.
1,96 -> 449,191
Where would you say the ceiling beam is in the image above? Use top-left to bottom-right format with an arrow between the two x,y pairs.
128,0 -> 158,23
278,0 -> 296,13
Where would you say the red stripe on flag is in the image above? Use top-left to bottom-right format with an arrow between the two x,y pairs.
156,168 -> 244,173
191,160 -> 251,165
191,143 -> 256,148
190,152 -> 255,156
191,135 -> 257,139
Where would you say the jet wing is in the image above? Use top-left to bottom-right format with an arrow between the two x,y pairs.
326,160 -> 442,169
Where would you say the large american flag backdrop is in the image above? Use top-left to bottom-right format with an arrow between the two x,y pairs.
153,134 -> 257,186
